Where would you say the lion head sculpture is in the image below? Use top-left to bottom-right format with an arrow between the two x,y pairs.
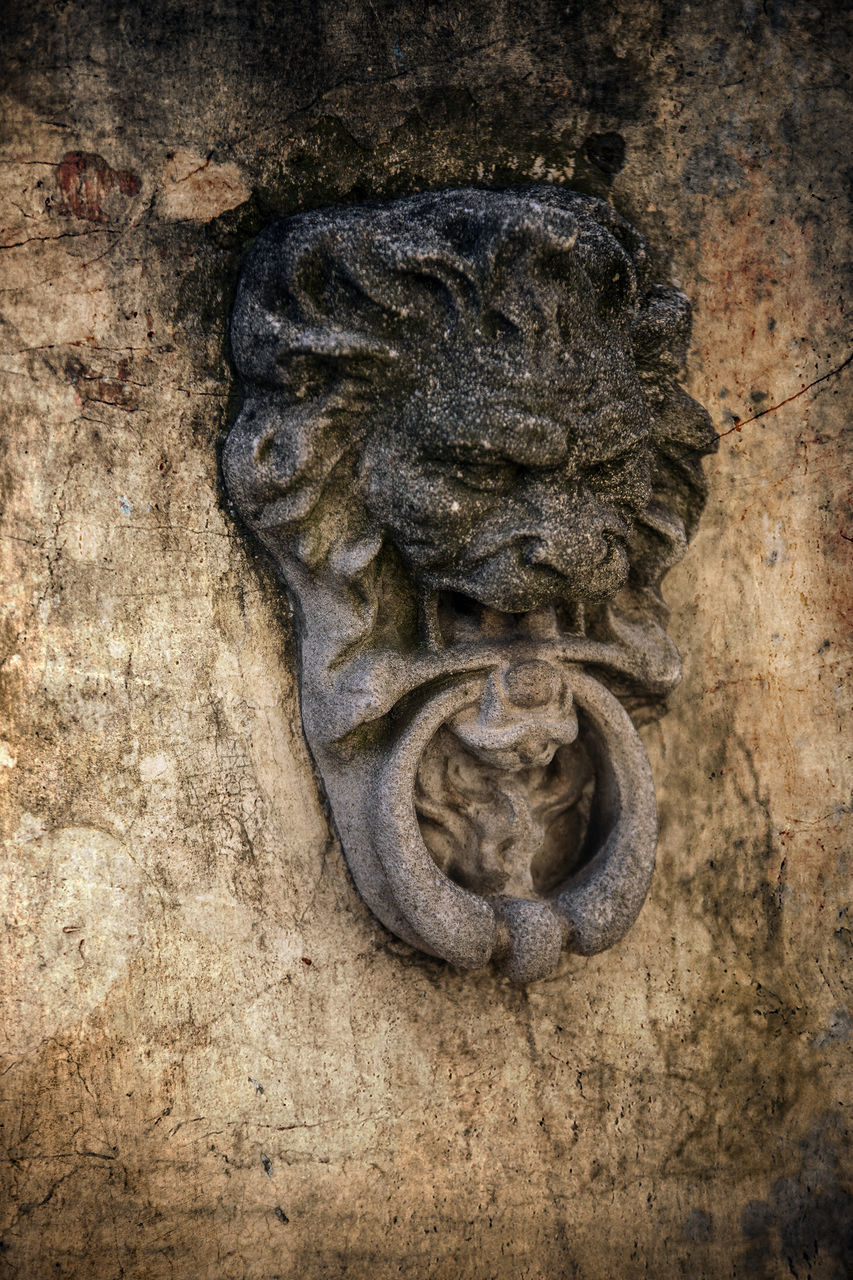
222,188 -> 717,981
224,186 -> 715,632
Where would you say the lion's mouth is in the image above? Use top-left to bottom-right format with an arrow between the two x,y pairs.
418,515 -> 634,614
432,591 -> 584,650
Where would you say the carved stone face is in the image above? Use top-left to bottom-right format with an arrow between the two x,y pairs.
224,187 -> 716,981
224,186 -> 713,615
360,318 -> 655,612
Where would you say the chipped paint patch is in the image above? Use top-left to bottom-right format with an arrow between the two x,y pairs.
160,148 -> 249,222
56,151 -> 140,224
139,752 -> 174,783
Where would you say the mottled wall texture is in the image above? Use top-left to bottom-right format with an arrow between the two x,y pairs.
1,3 -> 851,1277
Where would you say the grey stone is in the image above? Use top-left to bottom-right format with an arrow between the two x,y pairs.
223,185 -> 716,981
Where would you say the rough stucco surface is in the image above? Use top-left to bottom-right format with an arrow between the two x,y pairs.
0,2 -> 851,1276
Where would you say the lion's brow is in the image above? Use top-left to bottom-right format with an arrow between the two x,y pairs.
430,411 -> 571,468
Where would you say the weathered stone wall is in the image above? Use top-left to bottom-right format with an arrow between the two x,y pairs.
1,3 -> 850,1276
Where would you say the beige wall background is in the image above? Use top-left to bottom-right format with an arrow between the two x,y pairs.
1,3 -> 851,1276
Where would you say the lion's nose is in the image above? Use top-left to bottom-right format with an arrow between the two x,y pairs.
501,660 -> 562,709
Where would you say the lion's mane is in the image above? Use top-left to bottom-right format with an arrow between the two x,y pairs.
224,187 -> 715,614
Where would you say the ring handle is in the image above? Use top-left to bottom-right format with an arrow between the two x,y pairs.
553,668 -> 657,956
369,666 -> 657,980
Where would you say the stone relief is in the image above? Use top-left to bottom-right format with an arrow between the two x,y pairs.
223,186 -> 716,981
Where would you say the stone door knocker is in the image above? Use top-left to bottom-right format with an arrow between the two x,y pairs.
223,186 -> 716,981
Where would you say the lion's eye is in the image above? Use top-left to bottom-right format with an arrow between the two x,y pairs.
588,435 -> 649,476
452,461 -> 518,493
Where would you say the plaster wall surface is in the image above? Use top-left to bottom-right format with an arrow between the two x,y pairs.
1,3 -> 851,1277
